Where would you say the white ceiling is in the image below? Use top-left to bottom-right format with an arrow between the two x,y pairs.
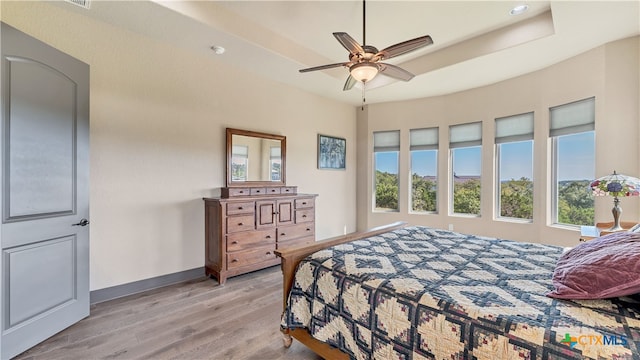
58,1 -> 640,106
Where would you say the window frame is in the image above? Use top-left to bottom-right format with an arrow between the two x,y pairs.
549,97 -> 595,227
494,140 -> 534,222
373,130 -> 400,213
409,127 -> 438,214
494,112 -> 534,222
449,122 -> 482,217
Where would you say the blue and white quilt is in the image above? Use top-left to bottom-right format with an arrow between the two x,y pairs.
281,226 -> 640,359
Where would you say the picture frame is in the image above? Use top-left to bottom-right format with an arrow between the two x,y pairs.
317,134 -> 346,170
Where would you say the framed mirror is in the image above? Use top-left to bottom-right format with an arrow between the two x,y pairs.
226,128 -> 286,187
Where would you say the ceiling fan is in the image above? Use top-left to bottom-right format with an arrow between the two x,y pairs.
299,0 -> 434,91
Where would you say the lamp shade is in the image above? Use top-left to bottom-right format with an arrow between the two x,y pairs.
350,62 -> 378,83
590,171 -> 640,197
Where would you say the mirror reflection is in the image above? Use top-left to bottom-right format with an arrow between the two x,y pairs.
230,134 -> 282,182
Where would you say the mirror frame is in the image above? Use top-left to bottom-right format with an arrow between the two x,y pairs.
226,128 -> 286,188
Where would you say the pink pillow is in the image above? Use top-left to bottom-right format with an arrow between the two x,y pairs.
547,231 -> 640,299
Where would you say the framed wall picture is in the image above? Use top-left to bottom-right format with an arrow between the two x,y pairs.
318,134 -> 346,170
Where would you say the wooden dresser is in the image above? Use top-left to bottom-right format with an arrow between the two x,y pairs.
204,187 -> 316,284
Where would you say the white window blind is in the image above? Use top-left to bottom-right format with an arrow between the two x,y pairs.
410,127 -> 438,150
270,146 -> 281,158
374,130 -> 400,152
449,122 -> 482,148
232,145 -> 248,157
495,112 -> 534,144
550,97 -> 595,137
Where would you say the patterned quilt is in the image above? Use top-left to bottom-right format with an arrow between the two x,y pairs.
281,226 -> 640,359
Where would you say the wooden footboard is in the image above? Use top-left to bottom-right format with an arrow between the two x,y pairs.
274,221 -> 407,357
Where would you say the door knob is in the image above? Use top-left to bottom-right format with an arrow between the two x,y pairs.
72,218 -> 90,227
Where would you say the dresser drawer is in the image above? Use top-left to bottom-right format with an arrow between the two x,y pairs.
226,201 -> 255,216
281,186 -> 297,195
227,245 -> 276,269
277,235 -> 314,250
226,215 -> 255,233
227,229 -> 276,252
295,197 -> 314,209
277,223 -> 314,242
266,187 -> 281,195
295,209 -> 314,223
225,188 -> 251,197
250,187 -> 266,196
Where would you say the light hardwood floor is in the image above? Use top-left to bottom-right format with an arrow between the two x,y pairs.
15,266 -> 322,360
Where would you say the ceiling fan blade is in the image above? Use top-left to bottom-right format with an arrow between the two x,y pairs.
333,32 -> 364,55
377,35 -> 433,60
343,75 -> 357,91
299,62 -> 348,73
379,63 -> 415,81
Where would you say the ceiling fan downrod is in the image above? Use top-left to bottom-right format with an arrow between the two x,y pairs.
362,0 -> 366,46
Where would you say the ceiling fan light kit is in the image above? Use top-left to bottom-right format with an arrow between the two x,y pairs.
350,62 -> 378,83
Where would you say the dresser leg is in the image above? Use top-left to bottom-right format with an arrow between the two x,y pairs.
206,268 -> 226,285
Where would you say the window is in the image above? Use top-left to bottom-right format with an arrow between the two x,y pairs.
410,127 -> 438,213
495,112 -> 534,220
550,97 -> 595,226
270,146 -> 281,181
231,145 -> 248,181
450,122 -> 482,215
374,130 -> 400,212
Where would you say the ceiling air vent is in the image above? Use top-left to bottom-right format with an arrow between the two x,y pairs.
65,0 -> 90,10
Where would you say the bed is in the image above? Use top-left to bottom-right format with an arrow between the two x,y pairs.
275,222 -> 640,359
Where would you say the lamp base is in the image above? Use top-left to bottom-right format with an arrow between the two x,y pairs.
606,224 -> 625,232
608,196 -> 623,232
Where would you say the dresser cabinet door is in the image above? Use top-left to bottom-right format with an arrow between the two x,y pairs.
256,200 -> 276,229
276,199 -> 294,225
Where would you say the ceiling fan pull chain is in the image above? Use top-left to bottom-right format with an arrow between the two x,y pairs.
361,83 -> 366,110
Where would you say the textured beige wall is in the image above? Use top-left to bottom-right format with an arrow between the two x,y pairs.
358,36 -> 640,248
1,1 -> 357,290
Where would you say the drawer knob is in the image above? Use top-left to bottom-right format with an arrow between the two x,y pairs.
306,228 -> 311,231
231,259 -> 238,263
239,191 -> 244,194
302,202 -> 307,205
256,190 -> 261,193
238,206 -> 243,210
266,252 -> 272,255
281,233 -> 286,236
238,222 -> 244,226
232,241 -> 238,244
266,235 -> 272,239
302,215 -> 307,218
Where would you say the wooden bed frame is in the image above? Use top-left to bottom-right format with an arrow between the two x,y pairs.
274,221 -> 408,359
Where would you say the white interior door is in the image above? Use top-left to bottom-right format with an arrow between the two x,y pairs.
1,22 -> 90,359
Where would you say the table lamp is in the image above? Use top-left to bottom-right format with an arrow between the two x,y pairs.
589,171 -> 640,231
